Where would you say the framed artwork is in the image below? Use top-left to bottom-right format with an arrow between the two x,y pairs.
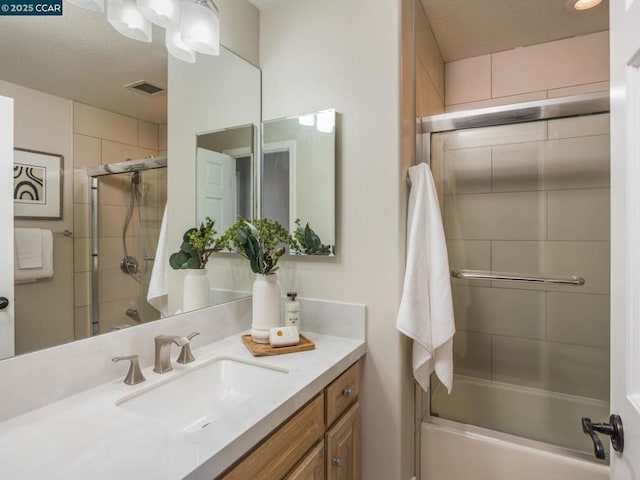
13,148 -> 63,219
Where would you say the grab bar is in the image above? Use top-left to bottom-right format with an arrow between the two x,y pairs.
451,269 -> 585,286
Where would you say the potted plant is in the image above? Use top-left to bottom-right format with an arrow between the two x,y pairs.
223,217 -> 296,343
170,217 -> 225,312
292,219 -> 333,256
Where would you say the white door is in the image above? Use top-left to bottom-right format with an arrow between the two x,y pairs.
610,0 -> 640,477
0,96 -> 15,359
196,148 -> 236,233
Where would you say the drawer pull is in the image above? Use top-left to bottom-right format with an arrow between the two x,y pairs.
332,457 -> 343,467
341,387 -> 353,397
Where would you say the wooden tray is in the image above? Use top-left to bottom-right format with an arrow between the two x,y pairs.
241,334 -> 315,356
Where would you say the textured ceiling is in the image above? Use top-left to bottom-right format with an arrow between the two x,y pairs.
420,0 -> 609,62
0,3 -> 168,124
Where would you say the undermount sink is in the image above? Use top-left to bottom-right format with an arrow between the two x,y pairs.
116,356 -> 289,432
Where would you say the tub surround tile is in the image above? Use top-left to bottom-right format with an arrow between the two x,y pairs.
74,271 -> 91,308
491,32 -> 609,98
444,122 -> 546,150
452,331 -> 492,380
445,55 -> 491,106
98,297 -> 142,333
547,81 -> 610,99
491,141 -> 543,192
547,113 -> 610,139
444,192 -> 546,240
101,140 -> 157,167
137,120 -> 159,150
445,91 -> 547,113
452,286 -> 546,340
547,292 -> 610,348
74,102 -> 138,146
547,189 -> 610,241
100,268 -> 141,303
73,203 -> 91,238
447,240 -> 491,287
73,237 -> 91,273
444,147 -> 492,194
73,134 -> 101,168
74,306 -> 91,340
73,168 -> 91,204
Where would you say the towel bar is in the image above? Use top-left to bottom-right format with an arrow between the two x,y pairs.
451,269 -> 585,286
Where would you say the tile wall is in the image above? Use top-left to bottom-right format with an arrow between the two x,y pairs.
432,113 -> 610,402
73,103 -> 167,336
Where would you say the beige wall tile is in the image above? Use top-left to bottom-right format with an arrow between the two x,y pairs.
74,271 -> 90,307
492,32 -> 609,98
453,331 -> 492,380
137,120 -> 159,150
99,204 -> 140,238
98,297 -> 140,333
73,203 -> 90,238
447,240 -> 491,287
548,81 -> 610,99
99,236 -> 140,271
74,306 -> 91,340
542,135 -> 610,190
444,121 -> 546,150
74,237 -> 91,273
492,241 -> 610,294
547,189 -> 610,241
416,60 -> 445,117
74,102 -> 138,145
73,134 -> 101,168
547,113 -> 610,139
445,55 -> 491,106
492,141 -> 543,192
73,168 -> 90,204
492,336 -> 609,400
102,140 -> 157,166
445,91 -> 547,113
101,269 -> 140,303
444,147 -> 491,194
444,192 -> 546,240
547,292 -> 609,348
98,173 -> 133,206
452,285 -> 546,340
415,2 -> 444,99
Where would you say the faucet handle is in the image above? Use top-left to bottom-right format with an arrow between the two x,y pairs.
177,332 -> 200,364
112,354 -> 145,385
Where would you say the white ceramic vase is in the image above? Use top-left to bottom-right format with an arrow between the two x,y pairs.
251,273 -> 282,343
183,269 -> 210,312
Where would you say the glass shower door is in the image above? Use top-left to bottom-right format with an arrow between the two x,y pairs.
429,113 -> 610,455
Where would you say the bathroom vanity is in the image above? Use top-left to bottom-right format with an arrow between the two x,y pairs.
0,298 -> 365,480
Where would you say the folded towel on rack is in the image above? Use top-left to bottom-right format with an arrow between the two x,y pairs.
396,163 -> 456,393
147,206 -> 169,317
15,228 -> 43,269
14,229 -> 54,284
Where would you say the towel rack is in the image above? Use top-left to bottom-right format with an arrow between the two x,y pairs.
54,230 -> 73,237
451,269 -> 585,286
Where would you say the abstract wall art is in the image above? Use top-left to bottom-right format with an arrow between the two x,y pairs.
14,148 -> 63,219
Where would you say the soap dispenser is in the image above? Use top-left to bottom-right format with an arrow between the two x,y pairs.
284,292 -> 300,328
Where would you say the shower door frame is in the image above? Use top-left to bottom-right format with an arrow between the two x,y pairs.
87,156 -> 168,336
416,91 -> 610,463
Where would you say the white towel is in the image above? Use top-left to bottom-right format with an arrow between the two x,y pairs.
147,206 -> 169,317
396,163 -> 456,393
15,228 -> 43,269
14,229 -> 54,284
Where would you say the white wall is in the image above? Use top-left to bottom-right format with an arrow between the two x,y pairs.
217,0 -> 260,66
260,1 -> 411,477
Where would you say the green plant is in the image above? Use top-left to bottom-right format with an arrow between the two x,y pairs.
169,217 -> 225,270
293,219 -> 333,255
222,217 -> 295,275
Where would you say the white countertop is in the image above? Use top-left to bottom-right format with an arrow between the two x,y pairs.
0,331 -> 365,480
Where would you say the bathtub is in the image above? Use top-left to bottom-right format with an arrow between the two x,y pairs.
422,375 -> 610,480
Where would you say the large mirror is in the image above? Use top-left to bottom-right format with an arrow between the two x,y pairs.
262,109 -> 336,255
0,5 -> 260,359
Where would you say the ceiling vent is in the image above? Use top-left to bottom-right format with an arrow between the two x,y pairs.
124,80 -> 165,96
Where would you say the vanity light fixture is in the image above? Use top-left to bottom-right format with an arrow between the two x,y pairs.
566,0 -> 603,11
165,27 -> 197,64
137,0 -> 180,29
67,0 -> 220,62
180,0 -> 220,56
107,0 -> 152,43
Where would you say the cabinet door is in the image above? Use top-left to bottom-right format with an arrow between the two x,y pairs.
326,402 -> 360,480
286,442 -> 325,480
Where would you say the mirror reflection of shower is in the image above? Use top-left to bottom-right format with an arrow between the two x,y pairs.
88,157 -> 167,334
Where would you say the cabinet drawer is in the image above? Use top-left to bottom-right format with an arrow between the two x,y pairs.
326,361 -> 360,427
284,441 -> 325,480
221,393 -> 325,480
326,402 -> 360,480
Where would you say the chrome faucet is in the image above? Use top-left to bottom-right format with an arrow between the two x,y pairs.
154,335 -> 189,373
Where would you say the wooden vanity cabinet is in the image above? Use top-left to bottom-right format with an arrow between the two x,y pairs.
216,360 -> 361,480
